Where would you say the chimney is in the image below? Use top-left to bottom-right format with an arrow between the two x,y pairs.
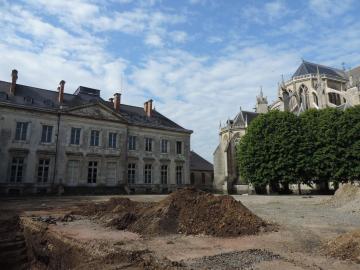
113,93 -> 121,112
10,69 -> 18,95
144,99 -> 153,117
58,80 -> 65,104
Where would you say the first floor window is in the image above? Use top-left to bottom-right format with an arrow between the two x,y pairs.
161,139 -> 168,153
15,122 -> 28,141
37,159 -> 50,183
128,136 -> 136,150
145,138 -> 153,152
88,161 -> 98,183
108,132 -> 117,148
41,125 -> 53,143
67,160 -> 79,185
144,164 -> 152,184
176,166 -> 183,184
90,130 -> 100,146
161,165 -> 168,184
127,163 -> 136,184
176,141 -> 182,154
10,157 -> 24,183
70,128 -> 81,145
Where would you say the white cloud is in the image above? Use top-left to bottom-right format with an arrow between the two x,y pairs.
169,31 -> 188,43
309,0 -> 353,18
242,0 -> 289,24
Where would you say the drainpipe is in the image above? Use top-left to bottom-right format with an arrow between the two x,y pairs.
52,110 -> 61,192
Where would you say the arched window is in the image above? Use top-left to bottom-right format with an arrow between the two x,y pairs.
312,93 -> 318,106
328,92 -> 341,106
298,84 -> 309,109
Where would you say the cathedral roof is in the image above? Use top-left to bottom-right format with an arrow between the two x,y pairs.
233,110 -> 259,126
0,80 -> 191,133
347,65 -> 360,83
292,60 -> 346,79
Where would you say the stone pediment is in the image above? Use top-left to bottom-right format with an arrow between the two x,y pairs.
65,103 -> 126,122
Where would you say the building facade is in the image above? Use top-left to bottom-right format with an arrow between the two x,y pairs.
0,70 -> 192,195
190,151 -> 214,191
214,60 -> 360,193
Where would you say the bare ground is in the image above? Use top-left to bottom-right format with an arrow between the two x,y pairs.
1,194 -> 360,269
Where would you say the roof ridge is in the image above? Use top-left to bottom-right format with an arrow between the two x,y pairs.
302,60 -> 344,73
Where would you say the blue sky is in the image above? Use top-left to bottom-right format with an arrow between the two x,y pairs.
1,0 -> 360,161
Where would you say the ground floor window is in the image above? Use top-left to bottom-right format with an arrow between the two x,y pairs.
67,160 -> 80,185
88,161 -> 98,183
190,172 -> 195,185
10,157 -> 24,183
161,165 -> 168,184
144,164 -> 152,184
128,163 -> 136,184
201,172 -> 206,184
176,166 -> 183,185
37,159 -> 50,183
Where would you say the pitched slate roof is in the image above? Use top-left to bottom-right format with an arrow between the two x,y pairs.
347,65 -> 360,84
190,151 -> 214,171
233,110 -> 259,126
0,80 -> 191,133
292,60 -> 346,79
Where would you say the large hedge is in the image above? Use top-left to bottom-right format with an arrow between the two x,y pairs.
237,106 -> 360,191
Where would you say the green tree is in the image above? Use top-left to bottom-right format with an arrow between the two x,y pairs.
337,105 -> 360,182
237,110 -> 301,193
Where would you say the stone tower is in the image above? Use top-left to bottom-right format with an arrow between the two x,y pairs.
255,87 -> 269,113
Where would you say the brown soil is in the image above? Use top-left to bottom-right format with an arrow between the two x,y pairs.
75,188 -> 270,237
325,183 -> 360,212
323,229 -> 360,263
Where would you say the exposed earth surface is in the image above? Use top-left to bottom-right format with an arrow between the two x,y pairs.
1,185 -> 360,269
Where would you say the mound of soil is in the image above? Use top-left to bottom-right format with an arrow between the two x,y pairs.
324,230 -> 360,263
76,188 -> 270,237
325,184 -> 360,212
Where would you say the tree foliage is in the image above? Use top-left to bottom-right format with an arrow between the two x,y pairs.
237,106 -> 360,191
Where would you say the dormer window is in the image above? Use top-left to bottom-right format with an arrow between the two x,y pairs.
24,96 -> 33,104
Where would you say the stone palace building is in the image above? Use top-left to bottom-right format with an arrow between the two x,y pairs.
214,60 -> 360,193
0,70 -> 193,195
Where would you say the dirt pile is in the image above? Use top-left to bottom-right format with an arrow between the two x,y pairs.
323,230 -> 360,263
325,183 -> 360,212
76,188 -> 270,237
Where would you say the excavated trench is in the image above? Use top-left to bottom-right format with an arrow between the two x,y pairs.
0,213 -> 181,270
0,212 -> 29,270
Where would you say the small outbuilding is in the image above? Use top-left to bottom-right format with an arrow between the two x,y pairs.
190,151 -> 214,191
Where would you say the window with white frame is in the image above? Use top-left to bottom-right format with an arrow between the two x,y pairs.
128,136 -> 136,150
87,161 -> 98,183
144,164 -> 152,184
160,165 -> 168,184
66,160 -> 79,185
9,157 -> 24,183
176,165 -> 183,184
41,125 -> 53,143
70,128 -> 81,145
15,122 -> 28,141
145,138 -> 153,152
90,130 -> 100,146
37,159 -> 50,183
161,139 -> 168,153
108,132 -> 117,148
127,163 -> 136,184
